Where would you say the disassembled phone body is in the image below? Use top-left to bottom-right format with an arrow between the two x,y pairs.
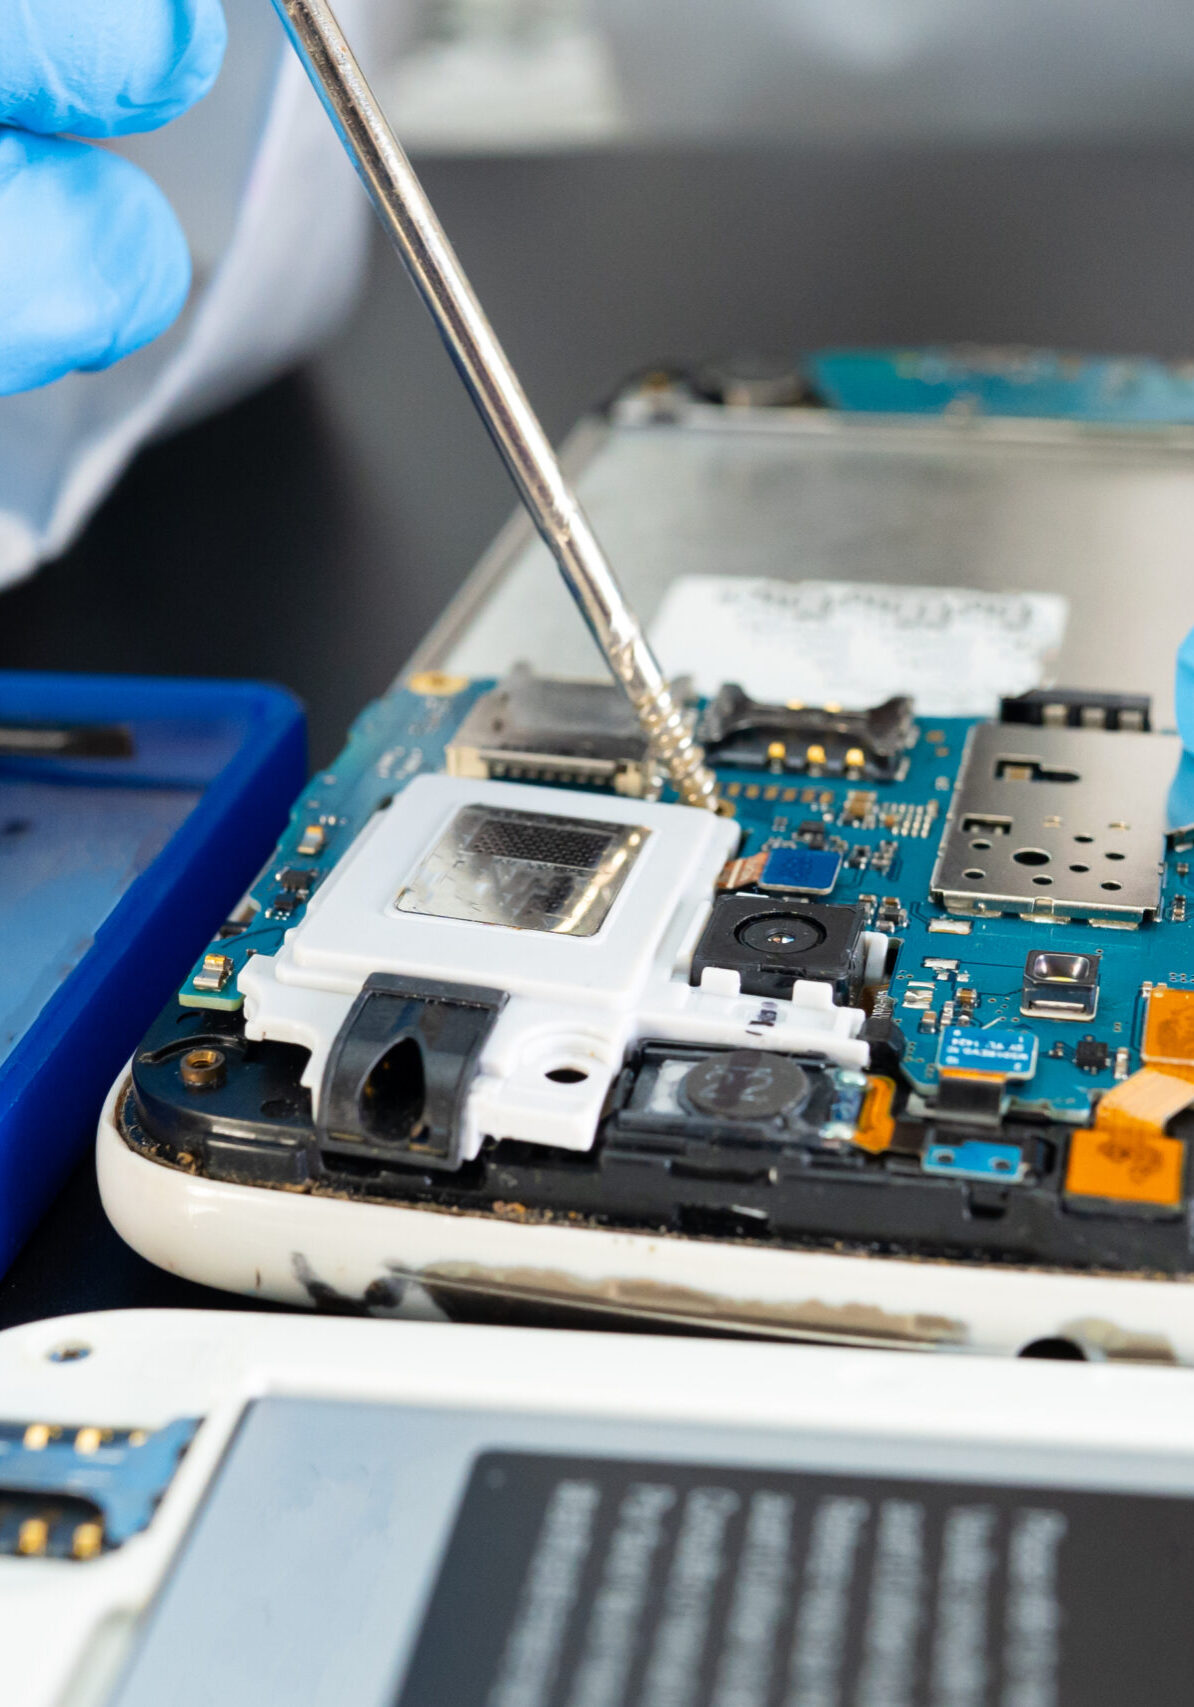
99,351 -> 1194,1362
7,1308 -> 1194,1707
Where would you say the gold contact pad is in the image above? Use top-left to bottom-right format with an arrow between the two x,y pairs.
852,1077 -> 897,1154
1066,1127 -> 1186,1206
1065,1067 -> 1194,1206
1143,986 -> 1194,1081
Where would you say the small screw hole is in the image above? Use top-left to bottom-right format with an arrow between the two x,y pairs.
261,1096 -> 298,1118
47,1342 -> 92,1363
1019,1337 -> 1087,1361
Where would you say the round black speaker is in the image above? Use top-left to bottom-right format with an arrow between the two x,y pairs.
682,1049 -> 809,1121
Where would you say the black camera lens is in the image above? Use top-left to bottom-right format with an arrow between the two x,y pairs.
735,912 -> 826,957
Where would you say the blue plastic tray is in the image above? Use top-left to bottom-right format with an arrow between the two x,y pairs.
0,673 -> 305,1274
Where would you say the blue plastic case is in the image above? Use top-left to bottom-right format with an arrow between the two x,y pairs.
0,673 -> 305,1274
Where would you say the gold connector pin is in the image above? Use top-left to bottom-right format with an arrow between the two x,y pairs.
17,1518 -> 48,1556
193,952 -> 233,994
72,1522 -> 104,1561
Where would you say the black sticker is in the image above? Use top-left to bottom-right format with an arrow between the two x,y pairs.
395,1450 -> 1194,1707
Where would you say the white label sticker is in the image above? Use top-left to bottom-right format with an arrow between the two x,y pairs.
648,577 -> 1069,716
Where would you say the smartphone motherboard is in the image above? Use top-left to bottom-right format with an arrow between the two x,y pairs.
115,663 -> 1194,1282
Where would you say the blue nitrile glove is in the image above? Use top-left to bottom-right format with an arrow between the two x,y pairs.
0,1 -> 227,396
1167,627 -> 1194,831
1178,628 -> 1194,755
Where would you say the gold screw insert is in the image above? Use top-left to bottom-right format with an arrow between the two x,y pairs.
180,1048 -> 227,1091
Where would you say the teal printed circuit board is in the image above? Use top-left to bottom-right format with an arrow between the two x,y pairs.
177,678 -> 1193,1129
113,663 -> 1194,1280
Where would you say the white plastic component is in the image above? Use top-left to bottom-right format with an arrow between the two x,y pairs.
862,929 -> 890,984
97,1073 -> 1194,1365
239,776 -> 868,1158
9,1306 -> 1194,1707
698,965 -> 741,996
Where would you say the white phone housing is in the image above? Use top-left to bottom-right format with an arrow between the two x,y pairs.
7,1309 -> 1194,1707
97,1082 -> 1194,1362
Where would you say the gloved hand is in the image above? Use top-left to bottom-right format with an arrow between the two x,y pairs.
1178,628 -> 1194,753
1171,629 -> 1194,831
0,1 -> 227,396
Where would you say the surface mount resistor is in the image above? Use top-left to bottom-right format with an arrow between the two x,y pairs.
296,823 -> 327,857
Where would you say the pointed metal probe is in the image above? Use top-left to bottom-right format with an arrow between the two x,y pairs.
270,0 -> 720,811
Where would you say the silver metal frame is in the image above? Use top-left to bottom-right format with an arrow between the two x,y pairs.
411,393 -> 1194,731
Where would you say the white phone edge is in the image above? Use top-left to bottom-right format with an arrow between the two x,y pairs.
98,1068 -> 1194,1365
8,1302 -> 1194,1707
